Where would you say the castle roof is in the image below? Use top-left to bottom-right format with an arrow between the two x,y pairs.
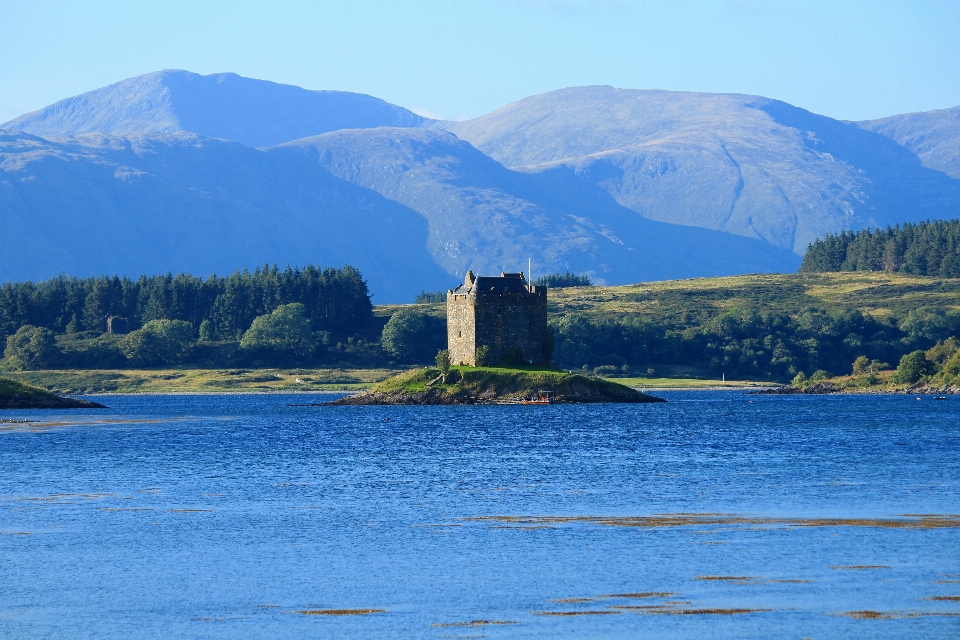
450,271 -> 531,296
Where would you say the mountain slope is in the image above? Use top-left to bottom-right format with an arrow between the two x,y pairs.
857,105 -> 960,180
449,86 -> 960,253
277,127 -> 800,282
1,70 -> 430,148
1,127 -> 799,301
0,130 -> 450,302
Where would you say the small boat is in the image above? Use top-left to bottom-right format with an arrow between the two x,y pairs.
522,390 -> 555,405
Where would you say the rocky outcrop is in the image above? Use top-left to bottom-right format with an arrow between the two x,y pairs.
0,377 -> 106,409
757,382 -> 959,395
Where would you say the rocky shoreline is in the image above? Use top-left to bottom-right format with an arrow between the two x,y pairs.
756,382 -> 959,395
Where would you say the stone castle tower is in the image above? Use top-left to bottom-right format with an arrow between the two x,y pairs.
447,271 -> 548,366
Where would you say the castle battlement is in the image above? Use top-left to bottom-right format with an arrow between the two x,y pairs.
447,270 -> 548,366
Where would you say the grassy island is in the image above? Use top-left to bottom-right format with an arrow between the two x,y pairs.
0,377 -> 106,409
325,366 -> 665,405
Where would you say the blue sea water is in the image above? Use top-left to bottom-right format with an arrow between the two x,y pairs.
1,391 -> 959,639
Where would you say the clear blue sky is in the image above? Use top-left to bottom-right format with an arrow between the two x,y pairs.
1,0 -> 958,123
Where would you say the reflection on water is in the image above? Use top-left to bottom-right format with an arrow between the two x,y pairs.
2,392 -> 959,638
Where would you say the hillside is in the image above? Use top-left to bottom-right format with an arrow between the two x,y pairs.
858,105 -> 960,180
0,127 -> 798,300
0,130 -> 451,302
278,127 -> 801,282
4,71 -> 960,299
543,271 -> 960,323
449,86 -> 960,253
0,70 -> 431,148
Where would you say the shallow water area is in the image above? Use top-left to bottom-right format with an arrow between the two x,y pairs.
2,391 -> 959,638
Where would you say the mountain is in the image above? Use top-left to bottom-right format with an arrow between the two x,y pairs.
857,105 -> 960,180
0,130 -> 451,302
448,86 -> 960,253
4,72 -> 960,301
0,127 -> 799,302
277,127 -> 800,282
0,70 -> 431,148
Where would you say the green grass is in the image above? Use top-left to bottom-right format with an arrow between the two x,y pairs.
364,365 -> 657,403
608,377 -> 774,389
544,272 -> 960,324
0,376 -> 103,408
376,273 -> 960,326
1,368 -> 404,395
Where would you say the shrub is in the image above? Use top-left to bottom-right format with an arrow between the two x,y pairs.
809,370 -> 833,382
475,345 -> 492,367
943,349 -> 960,379
240,303 -> 316,359
593,365 -> 620,376
791,371 -> 808,386
4,325 -> 60,370
119,320 -> 195,366
852,356 -> 871,375
926,337 -> 960,367
892,350 -> 935,384
381,309 -> 445,363
198,319 -> 215,342
435,349 -> 451,383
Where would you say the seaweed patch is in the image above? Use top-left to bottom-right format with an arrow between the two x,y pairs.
293,608 -> 385,615
532,610 -> 621,616
633,608 -> 772,615
693,576 -> 760,583
432,620 -> 516,627
466,513 -> 960,530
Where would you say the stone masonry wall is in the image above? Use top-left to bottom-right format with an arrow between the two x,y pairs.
447,293 -> 476,365
473,287 -> 548,364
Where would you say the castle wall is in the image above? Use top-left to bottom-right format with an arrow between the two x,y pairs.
447,274 -> 548,366
473,287 -> 548,364
447,293 -> 476,365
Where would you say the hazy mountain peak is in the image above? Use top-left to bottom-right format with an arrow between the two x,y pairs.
448,86 -> 960,253
1,70 -> 432,148
858,104 -> 960,179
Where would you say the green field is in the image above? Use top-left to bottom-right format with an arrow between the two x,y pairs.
545,271 -> 960,323
2,368 -> 403,395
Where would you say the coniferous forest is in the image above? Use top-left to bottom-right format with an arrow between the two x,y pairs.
799,219 -> 960,276
0,265 -> 383,369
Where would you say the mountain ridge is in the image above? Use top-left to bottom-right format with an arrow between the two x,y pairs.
3,71 -> 960,301
448,85 -> 960,253
1,70 -> 433,148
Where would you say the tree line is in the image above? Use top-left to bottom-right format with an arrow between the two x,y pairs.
799,219 -> 960,276
1,266 -> 381,369
550,305 -> 960,382
0,264 -> 374,344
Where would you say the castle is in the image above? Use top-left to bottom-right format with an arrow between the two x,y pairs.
447,271 -> 548,366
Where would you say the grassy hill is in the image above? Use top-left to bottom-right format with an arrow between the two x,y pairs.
545,272 -> 960,323
0,377 -> 105,409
